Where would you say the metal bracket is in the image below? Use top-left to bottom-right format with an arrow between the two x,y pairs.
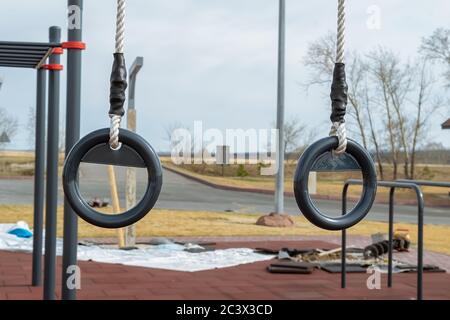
81,143 -> 146,168
311,152 -> 361,172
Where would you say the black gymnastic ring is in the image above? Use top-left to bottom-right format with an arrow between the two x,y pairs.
293,136 -> 377,231
63,128 -> 163,229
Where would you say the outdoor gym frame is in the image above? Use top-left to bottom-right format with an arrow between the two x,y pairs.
0,0 -> 147,300
341,179 -> 425,300
0,28 -> 63,299
0,0 -> 84,300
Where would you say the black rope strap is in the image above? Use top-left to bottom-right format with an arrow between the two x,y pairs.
109,53 -> 127,117
330,62 -> 348,124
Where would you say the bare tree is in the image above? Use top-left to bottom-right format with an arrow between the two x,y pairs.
163,121 -> 197,161
346,54 -> 371,149
368,48 -> 443,180
59,127 -> 65,153
277,117 -> 308,163
0,106 -> 18,148
367,48 -> 411,179
303,33 -> 369,149
163,122 -> 189,145
421,28 -> 450,85
26,106 -> 65,153
373,48 -> 413,178
408,59 -> 443,178
363,85 -> 385,180
26,106 -> 36,149
303,32 -> 336,86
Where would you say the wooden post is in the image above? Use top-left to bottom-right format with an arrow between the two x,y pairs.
107,165 -> 125,248
124,109 -> 137,247
309,172 -> 317,195
122,56 -> 143,249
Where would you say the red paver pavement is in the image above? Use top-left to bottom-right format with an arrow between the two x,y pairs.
1,240 -> 449,300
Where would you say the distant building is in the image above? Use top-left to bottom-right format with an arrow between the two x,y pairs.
0,131 -> 10,143
442,119 -> 450,130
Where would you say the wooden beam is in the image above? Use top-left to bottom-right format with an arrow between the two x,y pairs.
107,165 -> 125,248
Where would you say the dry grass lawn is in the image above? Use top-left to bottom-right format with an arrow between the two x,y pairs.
2,151 -> 450,205
0,205 -> 449,255
163,161 -> 450,206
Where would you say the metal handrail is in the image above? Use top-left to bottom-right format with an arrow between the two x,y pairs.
397,179 -> 450,188
342,179 -> 424,300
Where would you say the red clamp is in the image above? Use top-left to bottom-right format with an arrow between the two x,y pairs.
61,41 -> 86,50
42,64 -> 64,71
52,47 -> 64,55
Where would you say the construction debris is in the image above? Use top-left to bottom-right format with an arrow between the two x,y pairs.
265,241 -> 444,275
394,229 -> 411,252
364,231 -> 411,259
320,263 -> 368,274
267,261 -> 317,274
87,197 -> 109,208
364,241 -> 390,259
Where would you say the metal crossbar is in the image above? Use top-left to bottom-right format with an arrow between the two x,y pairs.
0,41 -> 60,69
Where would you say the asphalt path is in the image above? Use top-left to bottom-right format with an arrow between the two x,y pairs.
0,164 -> 449,225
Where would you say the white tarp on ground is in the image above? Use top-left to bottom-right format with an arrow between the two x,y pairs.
0,224 -> 273,272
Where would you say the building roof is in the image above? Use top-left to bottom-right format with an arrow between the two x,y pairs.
0,41 -> 60,69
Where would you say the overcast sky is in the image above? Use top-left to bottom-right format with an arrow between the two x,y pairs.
1,0 -> 450,151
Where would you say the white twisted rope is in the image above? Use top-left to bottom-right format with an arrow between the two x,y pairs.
115,0 -> 125,54
109,0 -> 125,149
336,0 -> 345,64
330,122 -> 347,155
330,0 -> 347,155
109,115 -> 122,150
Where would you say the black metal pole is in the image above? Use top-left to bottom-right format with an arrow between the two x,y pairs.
388,187 -> 394,288
387,186 -> 424,299
341,184 -> 348,289
417,189 -> 424,301
32,68 -> 47,287
43,26 -> 61,300
62,0 -> 83,301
